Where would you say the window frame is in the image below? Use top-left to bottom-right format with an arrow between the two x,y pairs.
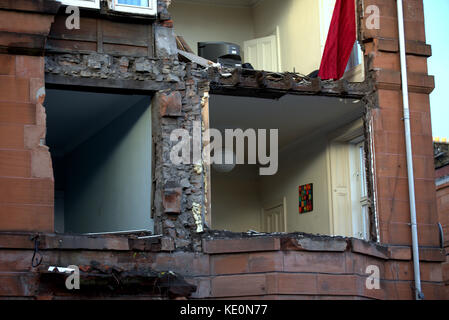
57,0 -> 100,9
110,0 -> 158,16
356,141 -> 370,240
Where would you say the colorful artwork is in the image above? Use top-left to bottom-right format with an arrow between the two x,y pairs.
299,183 -> 313,214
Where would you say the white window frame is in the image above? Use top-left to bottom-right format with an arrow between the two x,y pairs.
110,0 -> 157,15
57,0 -> 100,9
347,138 -> 370,241
355,140 -> 370,240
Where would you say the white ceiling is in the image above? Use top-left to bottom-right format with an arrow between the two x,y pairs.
174,0 -> 261,8
209,94 -> 364,149
45,89 -> 150,156
45,89 -> 363,158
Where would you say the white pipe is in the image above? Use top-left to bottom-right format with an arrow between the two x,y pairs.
396,0 -> 424,300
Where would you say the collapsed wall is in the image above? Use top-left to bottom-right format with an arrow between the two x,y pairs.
0,0 -> 446,299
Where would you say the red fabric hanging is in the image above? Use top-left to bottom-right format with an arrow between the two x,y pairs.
318,0 -> 356,80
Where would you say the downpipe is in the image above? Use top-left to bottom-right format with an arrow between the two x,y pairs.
396,0 -> 424,300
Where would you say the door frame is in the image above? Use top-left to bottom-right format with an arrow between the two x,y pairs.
244,33 -> 280,72
326,119 -> 365,237
260,197 -> 288,233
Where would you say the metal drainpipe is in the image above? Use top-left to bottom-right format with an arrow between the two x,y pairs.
396,0 -> 424,300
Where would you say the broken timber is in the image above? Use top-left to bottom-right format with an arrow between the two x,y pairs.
207,67 -> 370,99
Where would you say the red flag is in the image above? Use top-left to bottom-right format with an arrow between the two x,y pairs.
318,0 -> 356,80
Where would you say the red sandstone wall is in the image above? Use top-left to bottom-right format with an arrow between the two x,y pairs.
0,235 -> 445,299
0,7 -> 56,232
0,52 -> 54,232
363,0 -> 439,247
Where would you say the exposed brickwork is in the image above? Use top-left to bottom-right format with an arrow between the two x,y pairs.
152,80 -> 210,251
41,6 -> 207,252
0,0 -> 446,300
362,0 -> 439,248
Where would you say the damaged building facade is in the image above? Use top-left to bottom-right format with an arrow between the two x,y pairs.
0,0 -> 447,299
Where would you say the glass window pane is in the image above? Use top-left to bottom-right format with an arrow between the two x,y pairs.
118,0 -> 149,6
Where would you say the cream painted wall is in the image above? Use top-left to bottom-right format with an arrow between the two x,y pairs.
210,128 -> 366,235
251,0 -> 322,74
170,0 -> 327,74
169,1 -> 255,55
258,134 -> 331,235
211,134 -> 332,235
211,165 -> 262,232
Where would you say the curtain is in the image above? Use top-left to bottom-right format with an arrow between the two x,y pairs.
318,0 -> 356,80
118,0 -> 149,6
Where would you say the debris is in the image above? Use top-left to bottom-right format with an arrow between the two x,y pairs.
246,230 -> 266,236
192,203 -> 204,233
84,229 -> 153,237
48,266 -> 76,274
193,164 -> 203,175
40,264 -> 196,299
178,50 -> 221,69
137,234 -> 163,240
176,35 -> 194,54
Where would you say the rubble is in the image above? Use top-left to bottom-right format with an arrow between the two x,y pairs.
40,263 -> 196,298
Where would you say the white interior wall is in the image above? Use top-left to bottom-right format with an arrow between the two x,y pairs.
251,0 -> 322,74
319,0 -> 337,55
169,1 -> 255,56
64,98 -> 153,233
210,134 -> 331,235
170,0 -> 326,74
211,165 -> 262,232
258,134 -> 331,235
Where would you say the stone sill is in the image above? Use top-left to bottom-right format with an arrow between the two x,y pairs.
0,231 -> 445,262
202,234 -> 446,262
373,69 -> 435,94
0,232 -> 174,252
375,38 -> 432,57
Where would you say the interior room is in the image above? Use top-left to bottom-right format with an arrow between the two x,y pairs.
170,0 -> 336,75
44,89 -> 153,234
209,94 -> 370,240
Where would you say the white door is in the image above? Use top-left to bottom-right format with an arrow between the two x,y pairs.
244,35 -> 279,72
262,201 -> 286,233
329,139 -> 370,240
329,142 -> 353,237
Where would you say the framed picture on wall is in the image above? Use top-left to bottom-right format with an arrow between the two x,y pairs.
299,183 -> 313,214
